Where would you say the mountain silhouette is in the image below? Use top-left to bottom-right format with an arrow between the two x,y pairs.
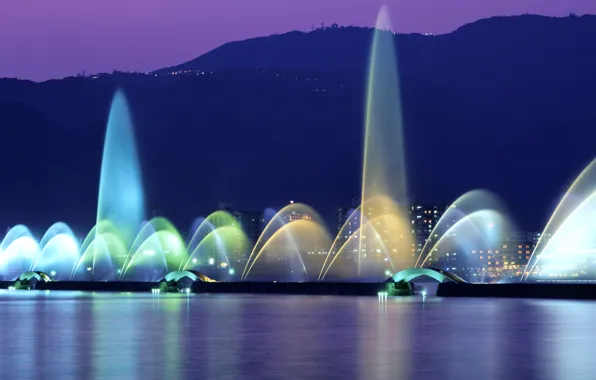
155,14 -> 596,78
0,14 -> 595,234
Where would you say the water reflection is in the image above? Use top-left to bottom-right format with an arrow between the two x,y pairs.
93,295 -> 138,378
496,301 -> 543,379
0,293 -> 594,379
542,301 -> 595,380
359,298 -> 411,379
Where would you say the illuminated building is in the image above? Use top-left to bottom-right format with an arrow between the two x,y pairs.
334,207 -> 349,236
453,232 -> 539,281
286,212 -> 312,222
409,204 -> 446,257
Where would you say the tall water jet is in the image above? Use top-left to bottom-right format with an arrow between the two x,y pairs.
523,159 -> 596,281
356,5 -> 413,279
363,6 -> 407,204
95,89 -> 144,279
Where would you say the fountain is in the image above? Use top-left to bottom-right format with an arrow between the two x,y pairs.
523,159 -> 596,281
320,6 -> 413,282
241,203 -> 331,281
413,190 -> 516,282
0,9 -> 595,295
184,211 -> 250,281
93,89 -> 144,280
0,225 -> 39,281
121,217 -> 187,282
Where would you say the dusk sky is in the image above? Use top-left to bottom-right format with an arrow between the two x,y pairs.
1,0 -> 595,81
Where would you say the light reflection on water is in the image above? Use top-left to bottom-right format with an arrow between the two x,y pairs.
0,291 -> 595,380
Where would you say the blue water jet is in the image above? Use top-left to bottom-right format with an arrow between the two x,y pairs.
96,90 -> 145,276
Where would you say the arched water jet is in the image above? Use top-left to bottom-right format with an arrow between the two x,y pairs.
524,190 -> 596,280
357,6 -> 412,279
39,222 -> 76,249
358,196 -> 413,280
123,217 -> 185,274
187,211 -> 240,255
72,232 -> 127,280
128,220 -> 156,257
415,190 -> 507,267
96,89 -> 145,274
523,159 -> 596,281
1,225 -> 35,251
121,231 -> 171,281
0,226 -> 38,280
417,210 -> 514,280
241,203 -> 325,280
319,207 -> 366,281
0,236 -> 40,281
79,220 -> 122,257
74,220 -> 126,279
121,217 -> 187,281
242,219 -> 331,282
188,217 -> 207,240
31,233 -> 80,280
183,226 -> 250,280
320,201 -> 411,281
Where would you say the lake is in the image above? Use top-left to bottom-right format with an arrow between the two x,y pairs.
0,291 -> 593,380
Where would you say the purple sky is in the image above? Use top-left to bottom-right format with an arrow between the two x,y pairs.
1,0 -> 595,81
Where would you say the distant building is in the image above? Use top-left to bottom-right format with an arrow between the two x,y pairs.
286,211 -> 312,222
334,207 -> 350,235
410,204 -> 446,256
234,210 -> 264,246
443,231 -> 537,282
284,202 -> 313,223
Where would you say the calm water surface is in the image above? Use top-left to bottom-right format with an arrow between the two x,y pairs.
0,291 -> 594,380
